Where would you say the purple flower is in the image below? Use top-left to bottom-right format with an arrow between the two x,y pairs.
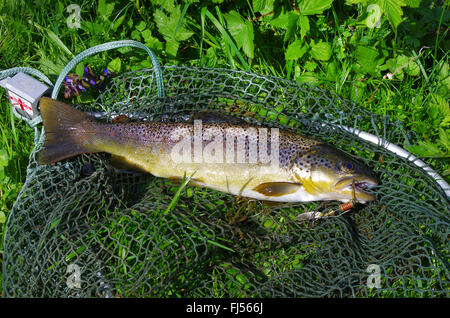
63,74 -> 85,99
82,66 -> 99,87
63,66 -> 115,98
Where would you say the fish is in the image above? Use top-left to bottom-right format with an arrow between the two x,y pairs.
37,97 -> 379,203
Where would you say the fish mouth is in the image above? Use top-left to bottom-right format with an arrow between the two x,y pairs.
334,176 -> 379,202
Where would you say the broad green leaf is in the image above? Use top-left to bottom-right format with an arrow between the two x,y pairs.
135,21 -> 146,32
345,0 -> 369,3
396,54 -> 420,76
154,6 -> 194,56
224,10 -> 254,59
0,149 -> 8,167
310,40 -> 332,61
376,0 -> 406,29
284,11 -> 300,42
107,57 -> 121,73
253,0 -> 267,12
165,39 -> 179,57
355,46 -> 380,74
204,47 -> 218,67
141,30 -> 163,52
75,63 -> 85,79
298,0 -> 334,15
151,0 -> 175,12
270,7 -> 290,29
112,14 -> 126,32
0,211 -> 6,224
383,54 -> 419,79
304,60 -> 317,72
131,29 -> 141,41
296,71 -> 319,85
439,128 -> 450,150
437,61 -> 450,98
204,9 -> 250,71
97,0 -> 115,21
325,60 -> 339,80
253,0 -> 275,15
285,40 -> 308,60
405,0 -> 421,7
408,141 -> 446,158
298,15 -> 310,39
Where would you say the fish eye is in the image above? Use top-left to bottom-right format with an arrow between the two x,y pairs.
341,162 -> 354,171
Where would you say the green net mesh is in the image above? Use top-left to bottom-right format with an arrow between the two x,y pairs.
2,65 -> 449,297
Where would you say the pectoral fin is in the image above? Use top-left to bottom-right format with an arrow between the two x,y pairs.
253,182 -> 302,197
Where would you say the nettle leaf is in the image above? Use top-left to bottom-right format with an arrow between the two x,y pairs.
304,60 -> 317,72
253,0 -> 267,12
141,30 -> 164,52
382,54 -> 419,79
112,14 -> 126,32
98,0 -> 115,21
405,0 -> 422,7
376,0 -> 406,29
355,45 -> 381,74
325,60 -> 339,80
135,21 -> 146,32
285,11 -> 300,42
224,10 -> 254,59
428,94 -> 450,127
408,141 -> 446,158
0,211 -> 5,224
131,29 -> 141,41
151,0 -> 175,12
296,71 -> 319,85
0,149 -> 8,167
437,61 -> 450,98
154,6 -> 194,56
107,57 -> 121,73
253,0 -> 276,14
285,39 -> 308,60
310,40 -> 332,61
298,0 -> 334,15
298,15 -> 310,39
270,7 -> 291,29
345,0 -> 369,3
439,128 -> 450,151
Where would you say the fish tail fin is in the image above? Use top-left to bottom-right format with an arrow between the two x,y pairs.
37,97 -> 100,165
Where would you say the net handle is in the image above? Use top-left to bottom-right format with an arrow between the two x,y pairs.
51,40 -> 165,99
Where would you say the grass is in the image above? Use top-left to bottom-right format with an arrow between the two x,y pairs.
0,0 -> 449,297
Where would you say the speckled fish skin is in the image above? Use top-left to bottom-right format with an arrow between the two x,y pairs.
37,97 -> 379,203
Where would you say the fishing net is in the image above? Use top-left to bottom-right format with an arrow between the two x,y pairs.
2,49 -> 449,297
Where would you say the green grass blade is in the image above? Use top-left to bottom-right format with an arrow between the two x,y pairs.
204,8 -> 250,71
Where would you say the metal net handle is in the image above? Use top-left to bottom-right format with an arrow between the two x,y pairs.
51,40 -> 165,99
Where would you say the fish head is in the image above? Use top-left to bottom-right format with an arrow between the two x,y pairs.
294,144 -> 379,203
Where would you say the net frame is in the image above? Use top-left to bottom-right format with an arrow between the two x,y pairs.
2,64 -> 449,298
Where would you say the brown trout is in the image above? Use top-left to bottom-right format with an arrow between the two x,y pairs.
37,97 -> 379,203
